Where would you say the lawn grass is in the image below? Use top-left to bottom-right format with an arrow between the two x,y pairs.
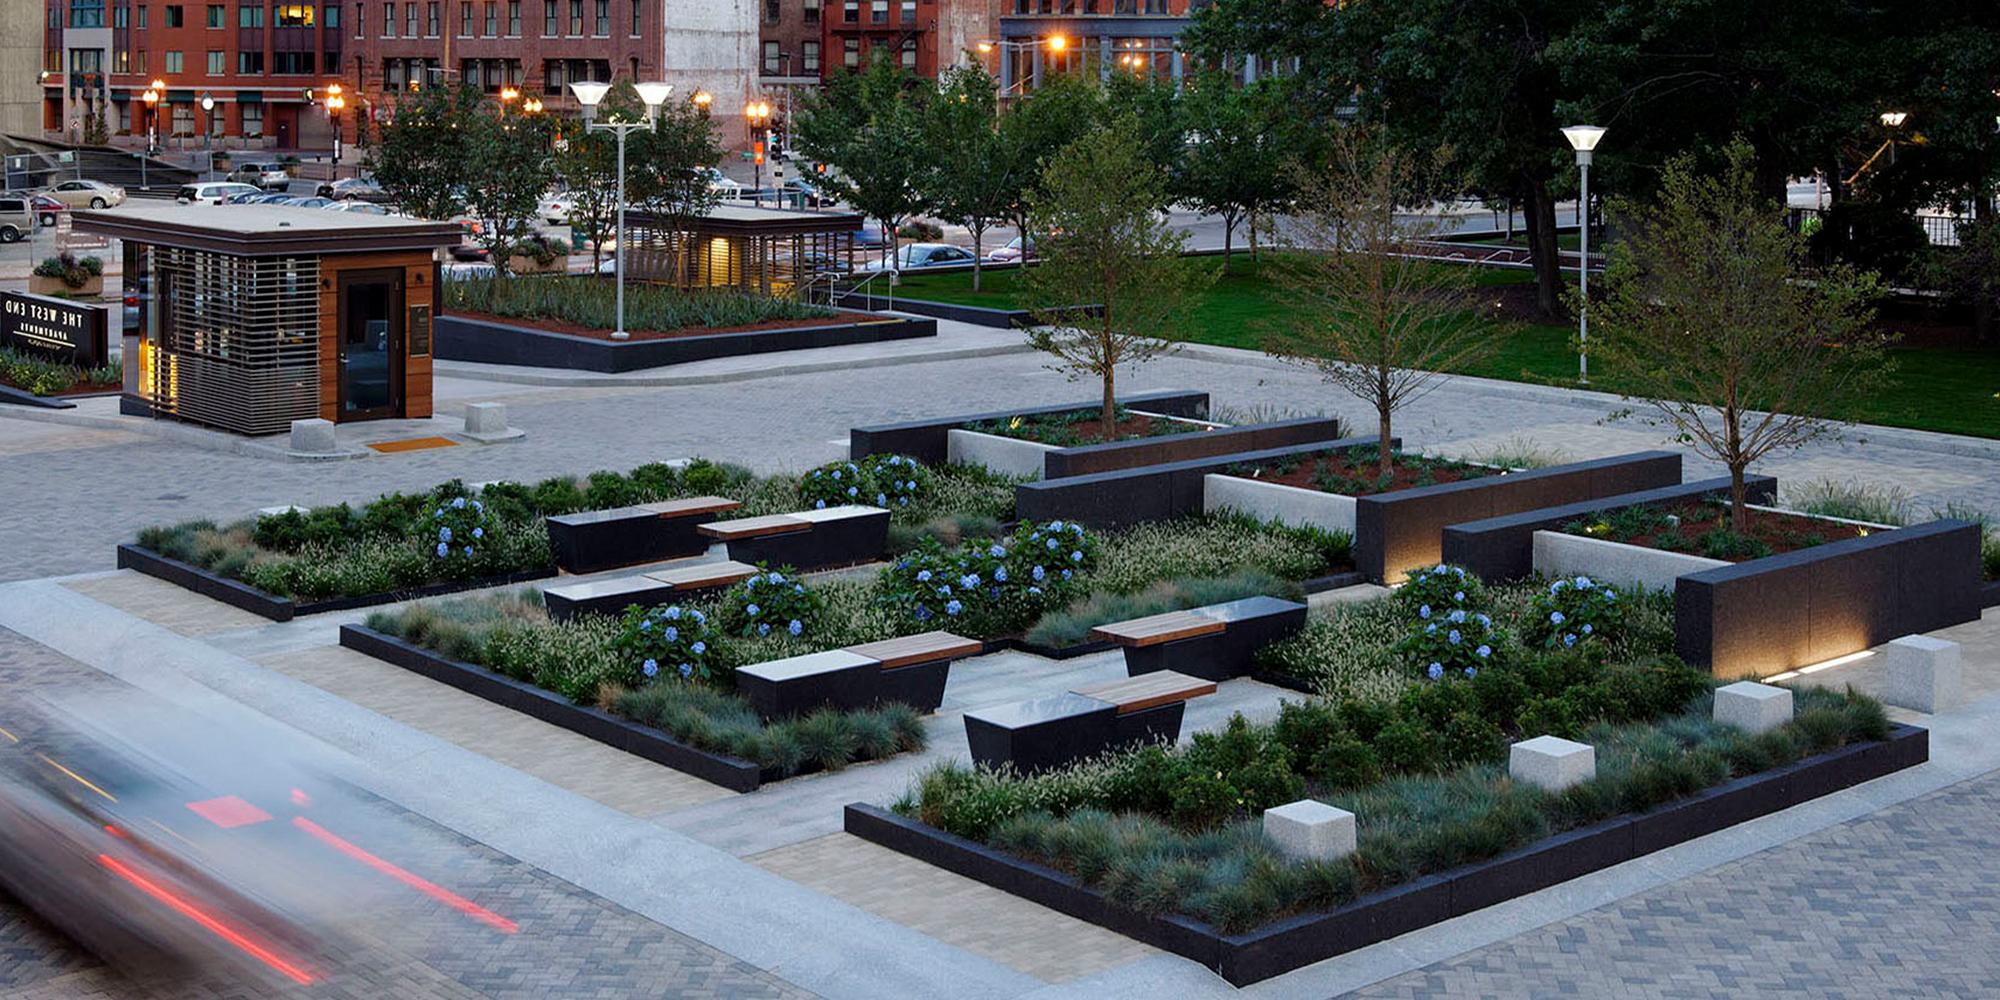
894,256 -> 2000,440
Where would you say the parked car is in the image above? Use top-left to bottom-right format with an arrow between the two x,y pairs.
854,223 -> 888,249
316,177 -> 384,200
986,235 -> 1037,263
697,167 -> 745,200
443,261 -> 498,281
226,162 -> 291,189
43,179 -> 126,210
273,196 -> 334,209
224,190 -> 269,204
175,181 -> 262,205
537,193 -> 573,226
321,200 -> 389,215
862,243 -> 978,272
780,178 -> 834,208
0,195 -> 31,242
31,194 -> 66,228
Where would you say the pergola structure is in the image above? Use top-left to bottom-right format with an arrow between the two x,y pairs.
623,204 -> 865,298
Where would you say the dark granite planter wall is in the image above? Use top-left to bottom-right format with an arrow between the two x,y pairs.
0,384 -> 80,409
1440,474 -> 1777,582
434,313 -> 936,373
833,293 -> 1102,330
340,625 -> 771,791
845,724 -> 1927,986
116,544 -> 557,622
1013,436 -> 1391,530
1041,417 -> 1348,479
1675,519 -> 1984,678
1354,451 -> 1683,584
848,390 -> 1210,466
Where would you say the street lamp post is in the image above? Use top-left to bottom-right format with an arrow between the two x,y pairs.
745,100 -> 772,206
325,82 -> 346,167
140,81 -> 164,188
199,94 -> 215,178
571,79 -> 674,341
1561,125 -> 1607,385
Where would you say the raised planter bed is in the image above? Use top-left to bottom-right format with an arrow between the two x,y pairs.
115,543 -> 557,623
433,311 -> 937,373
950,415 -> 1345,481
340,625 -> 776,791
833,292 -> 1101,330
845,723 -> 1929,986
28,275 -> 103,297
1533,531 -> 1728,592
848,390 -> 1210,467
1014,435 -> 1391,530
1439,475 -> 1777,582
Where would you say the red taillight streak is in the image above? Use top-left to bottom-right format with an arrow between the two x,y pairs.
290,817 -> 518,934
95,853 -> 316,986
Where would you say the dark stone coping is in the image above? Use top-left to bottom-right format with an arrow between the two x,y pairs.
115,543 -> 556,623
848,390 -> 1210,466
1353,451 -> 1684,584
845,723 -> 1928,986
833,293 -> 1102,329
339,625 -> 772,791
0,384 -> 79,409
1012,435 -> 1392,530
1440,474 -> 1778,582
1674,518 -> 1985,678
1040,417 -> 1348,480
433,312 -> 937,373
1982,580 -> 2000,609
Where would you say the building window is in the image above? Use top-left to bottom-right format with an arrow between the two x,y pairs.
900,35 -> 915,68
136,49 -> 147,72
426,0 -> 437,34
842,0 -> 854,22
164,49 -> 184,72
69,0 -> 106,28
276,3 -> 313,25
592,0 -> 605,34
404,1 -> 415,34
458,1 -> 470,34
802,0 -> 817,23
113,3 -> 127,26
506,0 -> 518,34
273,50 -> 314,73
541,0 -> 553,34
482,0 -> 494,34
171,103 -> 193,136
843,36 -> 858,67
238,49 -> 263,72
207,49 -> 223,73
114,49 -> 130,72
352,1 -> 361,35
762,0 -> 775,21
324,4 -> 338,26
163,4 -> 183,25
241,103 -> 262,135
204,3 -> 221,25
762,41 -> 779,73
136,4 -> 145,26
237,3 -> 260,25
381,1 -> 393,35
802,40 -> 819,72
566,0 -> 580,35
628,0 -> 636,35
870,0 -> 883,24
899,0 -> 911,21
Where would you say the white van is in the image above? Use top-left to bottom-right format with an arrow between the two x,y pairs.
176,181 -> 262,205
0,194 -> 31,242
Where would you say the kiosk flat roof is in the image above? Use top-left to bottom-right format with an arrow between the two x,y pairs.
630,203 -> 864,236
72,204 -> 464,255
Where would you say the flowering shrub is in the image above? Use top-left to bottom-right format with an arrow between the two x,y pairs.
1521,575 -> 1628,649
879,520 -> 1097,636
800,454 -> 930,511
718,568 -> 823,639
427,496 -> 496,561
1395,605 -> 1508,680
1393,563 -> 1488,615
612,604 -> 724,685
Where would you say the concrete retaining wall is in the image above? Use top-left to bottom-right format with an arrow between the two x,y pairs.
1440,475 -> 1776,582
1532,531 -> 1730,593
946,430 -> 1060,479
1203,474 -> 1357,535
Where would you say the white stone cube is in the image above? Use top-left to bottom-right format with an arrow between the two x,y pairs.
1262,799 -> 1356,862
1884,635 -> 1962,714
288,418 -> 336,454
463,402 -> 508,435
1509,735 -> 1596,792
1715,681 -> 1793,734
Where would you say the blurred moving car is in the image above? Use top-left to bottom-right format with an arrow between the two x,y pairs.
315,177 -> 384,201
986,235 -> 1036,263
321,200 -> 390,215
862,243 -> 977,272
444,261 -> 498,281
226,163 -> 292,190
537,193 -> 573,226
31,193 -> 67,228
853,223 -> 888,249
43,179 -> 127,210
175,182 -> 262,205
779,178 -> 834,208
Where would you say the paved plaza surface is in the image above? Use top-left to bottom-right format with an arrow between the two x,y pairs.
3,317 -> 2000,997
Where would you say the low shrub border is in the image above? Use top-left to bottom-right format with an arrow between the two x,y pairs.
115,543 -> 557,622
341,624 -> 771,790
434,311 -> 938,373
845,722 -> 1928,985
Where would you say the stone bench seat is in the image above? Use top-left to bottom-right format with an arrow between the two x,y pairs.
543,559 -> 758,621
734,629 -> 980,719
698,505 -> 889,572
1089,595 -> 1308,682
546,495 -> 741,574
963,670 -> 1217,774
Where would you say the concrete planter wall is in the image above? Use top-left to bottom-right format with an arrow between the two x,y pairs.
947,429 -> 1061,479
1203,474 -> 1357,535
849,390 -> 1209,466
1440,475 -> 1776,582
1354,451 -> 1683,584
1676,518 -> 1984,679
1039,416 -> 1343,480
28,275 -> 102,297
433,312 -> 936,373
1014,435 -> 1391,530
1532,531 -> 1729,593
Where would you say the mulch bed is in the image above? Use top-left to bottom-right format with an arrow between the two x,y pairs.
1570,500 -> 1873,560
981,412 -> 1195,447
1231,451 -> 1493,496
444,308 -> 873,342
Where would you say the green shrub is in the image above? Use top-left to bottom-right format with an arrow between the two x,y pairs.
1089,513 -> 1350,595
879,520 -> 1098,637
800,454 -> 930,513
1393,563 -> 1487,616
611,604 -> 724,686
1520,575 -> 1630,650
717,568 -> 823,639
1024,570 -> 1296,648
1395,606 -> 1507,679
445,274 -> 831,332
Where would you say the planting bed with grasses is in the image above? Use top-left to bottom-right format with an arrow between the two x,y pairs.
965,406 -> 1208,448
1563,497 -> 1878,561
1,347 -> 121,397
444,275 -> 835,339
1223,444 -> 1496,497
890,565 -> 1898,935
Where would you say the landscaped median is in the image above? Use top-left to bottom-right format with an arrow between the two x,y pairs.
843,565 -> 1928,984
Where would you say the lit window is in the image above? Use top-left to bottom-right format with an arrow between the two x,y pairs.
275,2 -> 314,25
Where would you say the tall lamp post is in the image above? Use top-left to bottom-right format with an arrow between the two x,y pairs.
199,94 -> 215,178
325,82 -> 346,166
571,79 -> 674,341
1561,125 -> 1606,385
745,99 -> 772,206
139,81 -> 164,187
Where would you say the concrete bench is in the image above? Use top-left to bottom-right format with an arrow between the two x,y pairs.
545,495 -> 740,574
542,559 -> 758,621
698,504 -> 889,571
1090,596 -> 1308,682
963,670 -> 1216,774
734,630 -> 981,719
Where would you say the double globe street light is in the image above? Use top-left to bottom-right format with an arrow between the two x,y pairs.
570,79 -> 675,340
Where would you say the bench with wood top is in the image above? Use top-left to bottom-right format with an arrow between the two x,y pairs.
1090,595 -> 1309,682
542,559 -> 759,621
962,670 -> 1217,775
734,630 -> 982,719
697,504 -> 890,572
545,495 -> 741,574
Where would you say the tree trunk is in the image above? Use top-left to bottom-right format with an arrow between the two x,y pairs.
1101,364 -> 1116,428
1975,177 -> 1994,345
1221,211 -> 1235,273
1377,407 -> 1393,481
1523,177 -> 1562,318
1728,461 -> 1748,533
971,223 -> 985,292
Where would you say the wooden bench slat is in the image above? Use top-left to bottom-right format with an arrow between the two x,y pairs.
1089,609 -> 1228,647
846,631 -> 982,670
635,495 -> 743,519
644,560 -> 759,590
697,513 -> 811,539
1071,671 -> 1217,715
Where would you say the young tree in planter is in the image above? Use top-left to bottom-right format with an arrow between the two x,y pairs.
1265,132 -> 1495,481
1023,118 -> 1214,427
1591,141 -> 1890,529
627,95 -> 725,284
464,103 -> 556,274
922,63 -> 1016,291
367,82 -> 480,224
793,56 -> 931,269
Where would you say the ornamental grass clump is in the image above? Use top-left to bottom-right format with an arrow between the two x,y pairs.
717,568 -> 822,639
444,274 -> 832,333
1088,513 -> 1351,595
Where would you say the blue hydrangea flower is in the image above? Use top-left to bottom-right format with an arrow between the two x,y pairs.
1050,520 -> 1066,531
1419,604 -> 1432,619
434,509 -> 444,519
815,500 -> 827,509
1028,586 -> 1043,595
831,470 -> 841,480
1476,644 -> 1491,658
1046,538 -> 1059,551
1070,524 -> 1084,535
472,500 -> 483,512
1032,565 -> 1046,581
1426,622 -> 1437,634
945,600 -> 963,616
452,497 -> 466,509
788,619 -> 803,636
1448,629 -> 1462,645
639,619 -> 652,632
746,603 -> 761,616
642,659 -> 658,677
1576,575 -> 1593,588
471,527 -> 483,539
1552,580 -> 1567,593
769,572 -> 785,584
678,663 -> 692,679
876,493 -> 887,505
691,610 -> 705,623
1477,614 -> 1492,627
1582,623 -> 1594,635
1452,590 -> 1465,602
664,626 -> 677,642
847,486 -> 859,497
463,546 -> 473,557
436,542 -> 449,557
758,623 -> 770,636
439,526 -> 453,542
1563,633 -> 1577,647
664,607 -> 682,620
1070,550 -> 1083,562
1449,609 -> 1467,623
1061,568 -> 1072,580
1427,663 -> 1444,680
915,606 -> 932,621
994,566 -> 1008,582
794,585 -> 804,594
960,574 -> 979,588
1464,667 -> 1477,678
691,641 -> 707,654
916,569 -> 933,582
1550,611 -> 1566,625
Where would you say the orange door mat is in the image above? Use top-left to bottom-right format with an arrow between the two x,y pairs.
366,436 -> 460,453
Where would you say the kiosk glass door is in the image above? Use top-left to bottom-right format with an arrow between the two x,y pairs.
338,271 -> 403,419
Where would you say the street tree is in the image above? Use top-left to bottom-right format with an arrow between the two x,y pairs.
463,103 -> 556,273
793,56 -> 930,266
1265,132 -> 1494,481
551,82 -> 649,274
1591,142 -> 1891,528
996,74 -> 1105,252
922,63 -> 1016,290
1023,118 -> 1214,427
366,82 -> 481,224
627,94 -> 725,283
1173,73 -> 1304,271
